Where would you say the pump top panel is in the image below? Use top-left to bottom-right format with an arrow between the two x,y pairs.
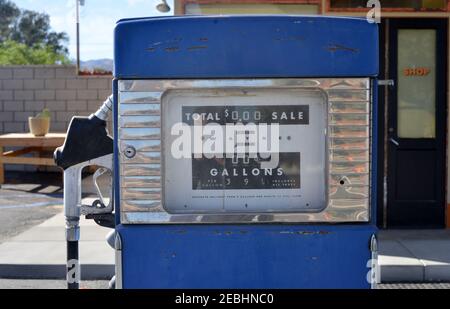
114,16 -> 378,225
114,15 -> 378,79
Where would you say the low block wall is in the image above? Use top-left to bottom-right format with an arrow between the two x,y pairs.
0,65 -> 113,172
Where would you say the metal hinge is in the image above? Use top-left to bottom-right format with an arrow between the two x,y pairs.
378,79 -> 395,87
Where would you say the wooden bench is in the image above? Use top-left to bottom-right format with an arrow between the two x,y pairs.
0,133 -> 66,184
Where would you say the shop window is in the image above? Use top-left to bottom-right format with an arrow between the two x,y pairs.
329,0 -> 446,10
185,3 -> 320,15
397,29 -> 437,138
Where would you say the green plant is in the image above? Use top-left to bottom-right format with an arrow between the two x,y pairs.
0,40 -> 70,65
35,108 -> 51,119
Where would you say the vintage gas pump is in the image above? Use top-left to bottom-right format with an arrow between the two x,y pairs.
59,15 -> 379,289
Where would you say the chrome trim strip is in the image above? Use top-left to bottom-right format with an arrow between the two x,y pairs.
119,116 -> 161,128
114,232 -> 123,290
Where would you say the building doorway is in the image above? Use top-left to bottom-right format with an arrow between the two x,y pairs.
381,18 -> 447,228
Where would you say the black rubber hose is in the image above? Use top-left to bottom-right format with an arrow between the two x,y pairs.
67,241 -> 79,289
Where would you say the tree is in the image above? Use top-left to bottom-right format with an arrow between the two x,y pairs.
11,9 -> 69,54
0,0 -> 68,61
0,40 -> 70,65
45,32 -> 69,55
0,0 -> 19,40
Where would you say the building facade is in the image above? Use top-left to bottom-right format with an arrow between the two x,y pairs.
174,0 -> 450,229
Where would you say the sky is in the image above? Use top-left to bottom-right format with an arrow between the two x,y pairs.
13,0 -> 174,60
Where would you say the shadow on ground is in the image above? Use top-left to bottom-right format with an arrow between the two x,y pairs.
0,171 -> 101,244
0,172 -> 64,243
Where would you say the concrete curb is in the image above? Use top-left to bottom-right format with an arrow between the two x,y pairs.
379,230 -> 450,283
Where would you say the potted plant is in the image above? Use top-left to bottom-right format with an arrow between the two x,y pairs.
29,108 -> 51,137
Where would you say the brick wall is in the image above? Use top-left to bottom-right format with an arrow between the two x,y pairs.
0,65 -> 113,172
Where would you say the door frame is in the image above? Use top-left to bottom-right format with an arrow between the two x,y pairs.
377,18 -> 448,229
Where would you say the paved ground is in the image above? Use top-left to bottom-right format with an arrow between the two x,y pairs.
0,172 -> 63,244
0,212 -> 115,280
0,171 -> 114,280
379,229 -> 450,282
0,279 -> 109,289
0,279 -> 448,289
378,283 -> 450,289
0,170 -> 107,244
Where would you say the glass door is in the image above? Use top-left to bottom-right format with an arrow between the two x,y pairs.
387,19 -> 447,228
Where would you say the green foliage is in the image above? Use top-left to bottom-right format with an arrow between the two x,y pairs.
0,40 -> 70,65
0,0 -> 20,39
0,0 -> 69,64
36,108 -> 51,119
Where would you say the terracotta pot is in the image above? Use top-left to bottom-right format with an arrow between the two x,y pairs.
28,117 -> 50,137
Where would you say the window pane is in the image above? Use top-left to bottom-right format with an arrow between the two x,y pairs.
422,0 -> 447,9
330,0 -> 372,8
330,0 -> 446,9
185,4 -> 319,15
397,29 -> 436,138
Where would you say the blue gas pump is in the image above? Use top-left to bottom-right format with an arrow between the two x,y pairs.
58,15 -> 379,289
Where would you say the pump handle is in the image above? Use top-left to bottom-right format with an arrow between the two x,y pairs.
54,115 -> 113,170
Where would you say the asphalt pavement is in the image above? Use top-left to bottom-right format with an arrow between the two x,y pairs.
0,170 -> 104,244
0,171 -> 114,281
0,172 -> 63,244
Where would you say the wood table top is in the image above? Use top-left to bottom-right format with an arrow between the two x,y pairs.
0,133 -> 66,147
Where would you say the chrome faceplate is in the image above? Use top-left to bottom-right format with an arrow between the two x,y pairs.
118,78 -> 372,224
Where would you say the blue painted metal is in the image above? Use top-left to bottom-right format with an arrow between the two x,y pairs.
114,15 -> 379,289
114,15 -> 378,79
117,224 -> 375,289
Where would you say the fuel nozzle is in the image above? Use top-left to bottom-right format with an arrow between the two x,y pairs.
54,95 -> 113,170
54,115 -> 113,170
55,95 -> 114,289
